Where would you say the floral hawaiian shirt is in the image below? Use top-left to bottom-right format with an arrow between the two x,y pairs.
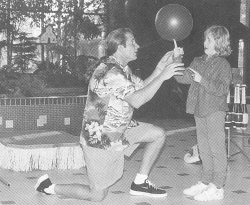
80,56 -> 143,151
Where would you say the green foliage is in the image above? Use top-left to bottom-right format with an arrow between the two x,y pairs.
0,67 -> 47,97
12,74 -> 47,97
74,15 -> 101,40
34,54 -> 98,88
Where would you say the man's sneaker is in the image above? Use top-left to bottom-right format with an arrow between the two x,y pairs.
34,174 -> 52,195
130,179 -> 167,197
183,181 -> 208,196
194,183 -> 224,201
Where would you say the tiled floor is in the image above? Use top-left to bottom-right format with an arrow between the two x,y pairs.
0,118 -> 250,205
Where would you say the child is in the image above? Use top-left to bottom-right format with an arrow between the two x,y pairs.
175,25 -> 232,201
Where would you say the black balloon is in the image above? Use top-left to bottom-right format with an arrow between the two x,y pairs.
155,4 -> 193,41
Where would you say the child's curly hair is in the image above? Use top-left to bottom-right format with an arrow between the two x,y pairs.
204,25 -> 232,57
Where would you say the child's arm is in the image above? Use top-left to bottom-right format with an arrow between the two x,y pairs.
174,59 -> 197,84
199,59 -> 232,96
174,68 -> 192,84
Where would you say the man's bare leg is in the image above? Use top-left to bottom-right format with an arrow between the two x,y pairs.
129,126 -> 167,197
54,184 -> 108,202
35,174 -> 109,202
139,126 -> 166,175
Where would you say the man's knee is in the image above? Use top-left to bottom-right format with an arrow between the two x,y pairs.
154,127 -> 165,138
90,188 -> 108,202
151,126 -> 165,142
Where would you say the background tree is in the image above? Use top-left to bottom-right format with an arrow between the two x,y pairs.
12,32 -> 37,72
0,0 -> 104,70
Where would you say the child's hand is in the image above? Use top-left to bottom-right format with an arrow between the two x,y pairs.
188,68 -> 202,83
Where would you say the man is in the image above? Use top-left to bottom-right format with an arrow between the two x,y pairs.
35,28 -> 184,201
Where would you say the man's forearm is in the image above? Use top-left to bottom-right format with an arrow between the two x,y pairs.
143,67 -> 161,87
125,74 -> 165,108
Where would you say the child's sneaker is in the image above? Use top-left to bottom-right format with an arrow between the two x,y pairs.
35,174 -> 53,195
183,181 -> 208,196
184,144 -> 202,164
130,179 -> 167,197
194,183 -> 224,201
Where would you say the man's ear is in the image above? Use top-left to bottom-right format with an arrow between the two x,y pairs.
117,44 -> 125,50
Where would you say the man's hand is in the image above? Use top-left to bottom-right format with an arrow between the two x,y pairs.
156,47 -> 184,72
161,63 -> 185,80
156,51 -> 174,71
173,47 -> 184,63
188,68 -> 202,82
173,47 -> 184,58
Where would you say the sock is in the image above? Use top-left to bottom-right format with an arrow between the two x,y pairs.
134,173 -> 148,184
44,184 -> 56,195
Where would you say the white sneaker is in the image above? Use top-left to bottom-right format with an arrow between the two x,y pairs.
183,181 -> 208,196
184,144 -> 201,164
194,183 -> 224,201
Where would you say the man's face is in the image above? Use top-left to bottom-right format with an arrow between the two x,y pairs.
122,33 -> 140,62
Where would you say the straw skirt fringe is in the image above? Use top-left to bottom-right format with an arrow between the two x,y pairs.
0,142 -> 85,172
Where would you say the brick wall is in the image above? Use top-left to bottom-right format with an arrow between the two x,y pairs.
0,96 -> 86,136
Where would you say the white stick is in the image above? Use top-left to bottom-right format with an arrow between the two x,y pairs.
173,39 -> 177,48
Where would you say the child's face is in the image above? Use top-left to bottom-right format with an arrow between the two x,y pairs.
204,33 -> 217,56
